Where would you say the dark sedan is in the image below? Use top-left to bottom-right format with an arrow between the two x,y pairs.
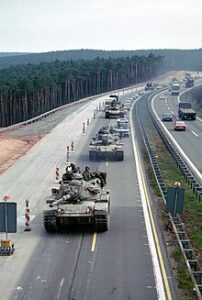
162,113 -> 173,122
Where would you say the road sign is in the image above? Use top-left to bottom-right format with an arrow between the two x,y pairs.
0,202 -> 17,233
166,187 -> 185,216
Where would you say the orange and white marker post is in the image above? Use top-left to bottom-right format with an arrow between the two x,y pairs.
24,200 -> 31,231
82,122 -> 86,135
93,109 -> 96,119
55,166 -> 60,183
71,141 -> 74,152
66,145 -> 70,162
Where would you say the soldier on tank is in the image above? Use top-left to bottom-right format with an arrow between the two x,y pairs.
82,165 -> 92,181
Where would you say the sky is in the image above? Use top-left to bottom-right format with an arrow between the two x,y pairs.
0,0 -> 201,53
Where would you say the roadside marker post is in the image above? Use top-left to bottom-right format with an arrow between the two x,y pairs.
66,146 -> 70,162
24,200 -> 31,232
71,141 -> 74,152
82,122 -> 85,135
55,166 -> 60,183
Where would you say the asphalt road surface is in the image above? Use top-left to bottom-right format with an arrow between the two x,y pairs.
152,86 -> 202,177
0,89 -> 163,300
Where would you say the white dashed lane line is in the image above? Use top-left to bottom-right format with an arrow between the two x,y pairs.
192,130 -> 199,137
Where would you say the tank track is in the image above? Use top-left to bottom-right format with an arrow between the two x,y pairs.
94,214 -> 109,232
43,216 -> 58,233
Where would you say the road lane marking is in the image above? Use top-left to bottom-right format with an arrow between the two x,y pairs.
57,278 -> 64,300
130,98 -> 172,300
152,93 -> 202,183
192,130 -> 199,137
106,162 -> 108,167
91,233 -> 97,252
170,110 -> 174,114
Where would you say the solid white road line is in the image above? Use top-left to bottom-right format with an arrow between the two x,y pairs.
57,278 -> 65,300
130,102 -> 167,300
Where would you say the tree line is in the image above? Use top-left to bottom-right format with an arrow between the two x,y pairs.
0,49 -> 202,71
0,54 -> 163,127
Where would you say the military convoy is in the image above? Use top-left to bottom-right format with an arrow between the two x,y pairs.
43,166 -> 110,232
43,93 -> 132,233
89,127 -> 124,161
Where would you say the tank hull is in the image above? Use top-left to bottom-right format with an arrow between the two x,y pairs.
89,149 -> 124,161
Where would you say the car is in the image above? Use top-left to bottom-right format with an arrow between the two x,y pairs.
159,94 -> 166,100
162,113 -> 173,122
174,121 -> 187,131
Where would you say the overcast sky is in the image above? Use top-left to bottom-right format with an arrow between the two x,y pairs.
0,0 -> 201,53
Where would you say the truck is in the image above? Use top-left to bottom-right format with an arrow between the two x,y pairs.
185,77 -> 194,88
171,83 -> 180,96
178,102 -> 197,120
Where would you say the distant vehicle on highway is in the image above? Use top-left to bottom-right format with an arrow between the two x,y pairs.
178,102 -> 196,120
171,82 -> 180,96
145,82 -> 154,91
159,94 -> 166,100
162,113 -> 173,122
155,85 -> 162,89
174,121 -> 187,131
185,77 -> 194,88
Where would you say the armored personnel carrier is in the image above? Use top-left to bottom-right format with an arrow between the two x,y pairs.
43,170 -> 110,232
111,118 -> 130,137
89,127 -> 124,161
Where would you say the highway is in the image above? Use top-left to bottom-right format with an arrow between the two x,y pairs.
152,86 -> 202,180
0,85 -> 176,300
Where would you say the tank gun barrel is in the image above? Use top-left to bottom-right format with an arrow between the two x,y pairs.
50,194 -> 71,207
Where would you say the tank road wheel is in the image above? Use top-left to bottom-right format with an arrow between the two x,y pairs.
43,216 -> 58,233
94,213 -> 109,232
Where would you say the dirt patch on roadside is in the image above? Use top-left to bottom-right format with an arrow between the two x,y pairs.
0,134 -> 43,175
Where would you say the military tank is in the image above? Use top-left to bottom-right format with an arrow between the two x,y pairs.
105,98 -> 125,119
43,171 -> 110,233
89,127 -> 124,161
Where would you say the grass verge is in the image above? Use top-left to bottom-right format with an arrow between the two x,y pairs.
145,126 -> 201,299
